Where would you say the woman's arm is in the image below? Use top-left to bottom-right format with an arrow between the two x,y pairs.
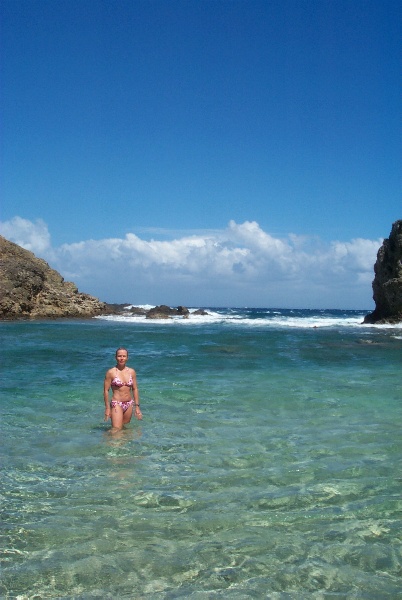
103,370 -> 112,420
132,369 -> 142,420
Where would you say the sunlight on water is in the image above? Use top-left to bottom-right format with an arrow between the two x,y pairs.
1,311 -> 401,598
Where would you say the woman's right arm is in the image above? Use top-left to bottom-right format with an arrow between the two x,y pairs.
103,370 -> 112,421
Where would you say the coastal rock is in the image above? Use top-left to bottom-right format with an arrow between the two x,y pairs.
146,304 -> 175,319
0,235 -> 108,320
146,305 -> 191,319
193,309 -> 209,316
129,306 -> 147,315
364,220 -> 402,324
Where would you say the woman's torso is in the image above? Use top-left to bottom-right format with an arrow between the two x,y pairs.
111,367 -> 133,400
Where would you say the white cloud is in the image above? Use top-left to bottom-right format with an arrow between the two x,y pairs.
330,238 -> 380,271
0,216 -> 52,255
0,217 -> 382,308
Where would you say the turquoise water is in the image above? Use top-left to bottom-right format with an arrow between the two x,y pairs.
1,309 -> 401,598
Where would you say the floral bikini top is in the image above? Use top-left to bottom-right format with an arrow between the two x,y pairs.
111,368 -> 133,388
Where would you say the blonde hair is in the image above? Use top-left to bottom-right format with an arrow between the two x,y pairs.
115,347 -> 128,358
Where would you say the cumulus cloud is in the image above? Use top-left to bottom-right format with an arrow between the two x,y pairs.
0,217 -> 381,308
0,216 -> 52,255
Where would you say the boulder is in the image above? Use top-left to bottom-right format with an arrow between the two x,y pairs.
146,305 -> 177,319
146,305 -> 172,318
0,235 -> 108,319
364,220 -> 402,324
145,305 -> 194,319
193,309 -> 209,316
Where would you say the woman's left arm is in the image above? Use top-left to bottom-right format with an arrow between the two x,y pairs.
132,369 -> 142,420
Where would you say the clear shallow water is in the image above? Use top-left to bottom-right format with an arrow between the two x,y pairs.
1,308 -> 401,599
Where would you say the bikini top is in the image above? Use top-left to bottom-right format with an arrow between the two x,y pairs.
111,368 -> 133,388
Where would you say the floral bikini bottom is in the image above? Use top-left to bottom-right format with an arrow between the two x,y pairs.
110,399 -> 134,413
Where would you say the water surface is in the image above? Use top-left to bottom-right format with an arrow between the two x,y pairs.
1,309 -> 401,598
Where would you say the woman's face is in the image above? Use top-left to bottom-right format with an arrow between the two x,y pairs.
116,350 -> 128,366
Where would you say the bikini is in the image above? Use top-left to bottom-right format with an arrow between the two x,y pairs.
111,370 -> 133,388
111,368 -> 134,413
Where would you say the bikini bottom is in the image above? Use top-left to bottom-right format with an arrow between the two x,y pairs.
110,399 -> 134,413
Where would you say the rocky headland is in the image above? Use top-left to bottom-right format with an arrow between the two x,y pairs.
0,235 -> 208,320
0,235 -> 110,319
364,220 -> 402,324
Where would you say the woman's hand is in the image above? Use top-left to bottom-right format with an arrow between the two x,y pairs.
104,408 -> 111,421
134,405 -> 142,420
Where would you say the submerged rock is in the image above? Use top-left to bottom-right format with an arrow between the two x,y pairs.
364,220 -> 402,324
0,235 -> 108,320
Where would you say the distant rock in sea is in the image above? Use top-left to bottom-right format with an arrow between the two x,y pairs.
146,305 -> 190,319
0,235 -> 108,320
364,220 -> 402,324
144,305 -> 210,319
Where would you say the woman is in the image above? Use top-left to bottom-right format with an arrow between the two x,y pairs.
104,347 -> 142,430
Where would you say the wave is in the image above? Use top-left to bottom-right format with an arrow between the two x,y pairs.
95,306 -> 402,330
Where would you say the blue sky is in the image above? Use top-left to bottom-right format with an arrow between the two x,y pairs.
1,0 -> 400,308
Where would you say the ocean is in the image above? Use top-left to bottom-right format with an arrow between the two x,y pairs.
1,307 -> 401,599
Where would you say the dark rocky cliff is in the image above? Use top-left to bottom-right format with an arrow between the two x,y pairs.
0,235 -> 108,319
364,220 -> 402,324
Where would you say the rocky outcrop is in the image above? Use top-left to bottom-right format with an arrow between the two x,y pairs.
146,305 -> 190,319
102,304 -> 209,319
144,305 -> 209,319
0,235 -> 211,320
192,308 -> 209,316
0,235 -> 108,319
364,220 -> 402,324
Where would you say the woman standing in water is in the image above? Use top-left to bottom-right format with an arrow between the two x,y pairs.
104,347 -> 142,430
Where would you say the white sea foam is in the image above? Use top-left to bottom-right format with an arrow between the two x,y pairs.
95,306 -> 402,329
125,304 -> 155,311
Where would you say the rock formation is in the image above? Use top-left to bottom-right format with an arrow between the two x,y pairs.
145,305 -> 209,319
146,304 -> 190,319
0,235 -> 211,321
364,220 -> 402,324
0,235 -> 108,319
